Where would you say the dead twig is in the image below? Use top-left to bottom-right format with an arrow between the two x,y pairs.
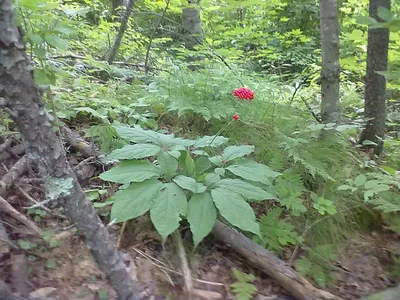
0,155 -> 28,196
132,247 -> 224,287
173,231 -> 193,298
0,195 -> 43,237
0,138 -> 12,154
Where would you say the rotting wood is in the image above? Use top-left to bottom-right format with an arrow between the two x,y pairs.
10,254 -> 30,297
212,221 -> 343,300
0,1 -> 139,299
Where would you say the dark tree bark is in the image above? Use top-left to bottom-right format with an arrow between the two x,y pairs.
319,0 -> 341,124
108,0 -> 136,64
0,1 -> 138,299
358,0 -> 390,156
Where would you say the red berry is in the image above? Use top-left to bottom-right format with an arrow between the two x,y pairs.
233,114 -> 239,120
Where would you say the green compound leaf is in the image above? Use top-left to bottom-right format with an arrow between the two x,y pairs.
211,188 -> 259,236
99,160 -> 161,184
221,145 -> 254,161
216,179 -> 274,201
173,175 -> 207,194
108,144 -> 161,160
150,183 -> 187,240
110,179 -> 163,222
187,192 -> 217,247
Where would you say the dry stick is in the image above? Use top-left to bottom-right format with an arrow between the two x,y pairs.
0,196 -> 43,237
212,221 -> 342,300
0,138 -> 12,154
132,247 -> 224,287
0,2 -> 138,299
61,126 -> 100,158
0,155 -> 28,197
173,231 -> 193,299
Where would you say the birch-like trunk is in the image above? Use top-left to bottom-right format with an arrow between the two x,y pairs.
319,0 -> 341,124
183,0 -> 203,49
0,1 -> 138,298
358,0 -> 390,156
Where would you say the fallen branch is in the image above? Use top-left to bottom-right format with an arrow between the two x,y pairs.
61,126 -> 100,158
212,221 -> 342,300
0,143 -> 25,161
361,285 -> 400,300
0,196 -> 43,237
0,155 -> 28,196
174,231 -> 193,298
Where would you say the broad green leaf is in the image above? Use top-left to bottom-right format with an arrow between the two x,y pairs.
354,174 -> 367,187
99,160 -> 160,184
157,151 -> 178,178
205,173 -> 221,187
209,155 -> 224,166
211,188 -> 259,235
150,183 -> 187,240
114,125 -> 159,143
214,167 -> 225,176
222,145 -> 254,161
179,151 -> 196,176
110,179 -> 163,222
187,192 -> 217,246
108,144 -> 161,160
194,135 -> 229,148
173,175 -> 206,194
168,150 -> 181,159
377,7 -> 393,22
194,156 -> 212,175
45,35 -> 69,50
216,179 -> 274,201
227,161 -> 281,183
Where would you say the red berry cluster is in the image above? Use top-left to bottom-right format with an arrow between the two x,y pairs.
233,114 -> 239,120
233,87 -> 254,100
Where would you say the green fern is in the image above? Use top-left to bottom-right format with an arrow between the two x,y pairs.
275,169 -> 307,216
295,244 -> 337,288
254,207 -> 304,251
231,269 -> 257,300
85,124 -> 126,153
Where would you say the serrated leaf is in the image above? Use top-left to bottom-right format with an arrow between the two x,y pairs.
150,183 -> 187,240
99,160 -> 160,183
194,135 -> 229,148
227,161 -> 281,183
108,144 -> 161,160
187,192 -> 217,246
216,179 -> 274,201
337,184 -> 352,191
194,156 -> 212,175
114,125 -> 160,143
110,179 -> 163,222
295,257 -> 313,276
157,151 -> 178,178
211,188 -> 259,235
214,167 -> 225,176
356,15 -> 379,25
222,145 -> 255,161
45,34 -> 69,50
173,175 -> 206,193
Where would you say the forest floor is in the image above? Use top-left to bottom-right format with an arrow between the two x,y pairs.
1,139 -> 399,300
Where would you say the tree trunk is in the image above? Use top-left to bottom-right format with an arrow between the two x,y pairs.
182,0 -> 203,49
319,0 -> 341,124
108,0 -> 135,64
0,1 -> 138,299
358,0 -> 390,156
